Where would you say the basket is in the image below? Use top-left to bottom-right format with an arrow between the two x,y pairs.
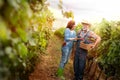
80,41 -> 94,51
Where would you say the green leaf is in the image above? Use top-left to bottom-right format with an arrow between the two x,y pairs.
29,38 -> 36,46
7,0 -> 20,10
17,43 -> 28,59
17,28 -> 28,42
5,46 -> 12,55
0,19 -> 8,42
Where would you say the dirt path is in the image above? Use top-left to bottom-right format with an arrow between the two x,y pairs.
29,35 -> 89,80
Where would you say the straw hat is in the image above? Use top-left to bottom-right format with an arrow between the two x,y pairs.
81,20 -> 91,26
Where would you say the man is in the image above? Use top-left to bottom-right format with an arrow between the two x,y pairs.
73,20 -> 101,80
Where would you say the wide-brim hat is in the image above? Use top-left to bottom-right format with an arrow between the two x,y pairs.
81,20 -> 91,26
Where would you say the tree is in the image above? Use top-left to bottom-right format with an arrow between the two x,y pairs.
58,0 -> 74,19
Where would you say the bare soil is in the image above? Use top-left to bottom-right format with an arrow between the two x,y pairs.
29,35 -> 89,80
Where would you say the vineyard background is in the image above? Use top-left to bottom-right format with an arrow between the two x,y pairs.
0,0 -> 120,80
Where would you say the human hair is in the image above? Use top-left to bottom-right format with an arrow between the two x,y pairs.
66,20 -> 75,29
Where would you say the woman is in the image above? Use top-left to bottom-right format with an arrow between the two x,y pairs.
56,20 -> 78,79
73,20 -> 101,80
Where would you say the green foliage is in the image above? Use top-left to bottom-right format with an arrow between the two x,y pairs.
54,27 -> 65,39
94,19 -> 120,79
29,0 -> 47,12
62,11 -> 74,19
75,23 -> 82,32
0,0 -> 54,80
58,0 -> 74,19
54,23 -> 82,39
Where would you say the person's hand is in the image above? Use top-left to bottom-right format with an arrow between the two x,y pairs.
91,44 -> 96,49
69,38 -> 75,40
75,38 -> 79,40
70,38 -> 84,41
72,38 -> 79,40
76,38 -> 84,40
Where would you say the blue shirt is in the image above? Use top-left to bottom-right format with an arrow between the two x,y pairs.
64,28 -> 76,48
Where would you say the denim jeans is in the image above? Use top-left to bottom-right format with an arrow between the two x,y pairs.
74,47 -> 88,80
59,46 -> 72,69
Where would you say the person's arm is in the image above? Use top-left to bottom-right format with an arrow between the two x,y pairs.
64,29 -> 78,41
64,28 -> 75,41
73,31 -> 77,41
90,32 -> 101,48
94,35 -> 101,47
64,28 -> 70,41
70,31 -> 82,41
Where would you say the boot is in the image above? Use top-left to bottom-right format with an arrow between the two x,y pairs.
56,68 -> 65,80
56,68 -> 64,77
